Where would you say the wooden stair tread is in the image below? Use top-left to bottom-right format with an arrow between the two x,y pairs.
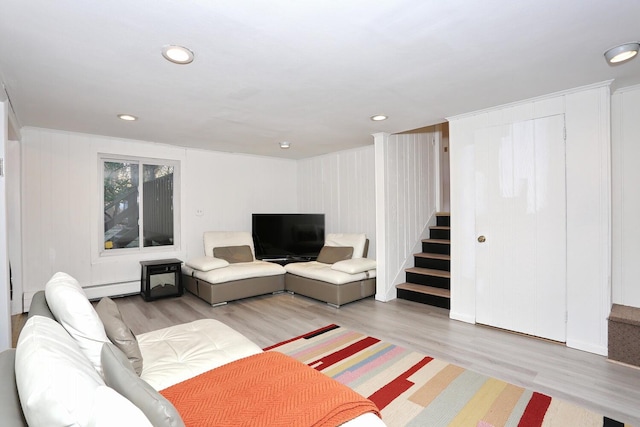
406,267 -> 451,278
396,283 -> 451,298
422,238 -> 451,244
405,211 -> 451,309
414,252 -> 450,260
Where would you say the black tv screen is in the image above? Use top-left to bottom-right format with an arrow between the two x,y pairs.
252,213 -> 325,260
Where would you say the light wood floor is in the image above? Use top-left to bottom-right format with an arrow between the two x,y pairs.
15,291 -> 640,425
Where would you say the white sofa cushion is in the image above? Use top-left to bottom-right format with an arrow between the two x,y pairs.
185,256 -> 229,272
285,261 -> 377,285
15,316 -> 152,427
325,233 -> 367,258
332,258 -> 378,274
203,231 -> 255,258
184,260 -> 285,284
44,272 -> 109,376
101,343 -> 184,427
137,319 -> 263,390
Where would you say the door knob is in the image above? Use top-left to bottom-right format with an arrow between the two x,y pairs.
477,235 -> 486,243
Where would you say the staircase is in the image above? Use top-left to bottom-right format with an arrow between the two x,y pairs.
396,212 -> 450,309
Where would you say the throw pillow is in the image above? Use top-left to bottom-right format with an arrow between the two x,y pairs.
44,272 -> 109,376
316,246 -> 354,264
185,255 -> 229,271
101,343 -> 185,427
91,386 -> 154,427
213,245 -> 253,263
96,297 -> 144,375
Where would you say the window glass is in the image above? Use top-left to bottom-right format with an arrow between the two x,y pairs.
142,164 -> 174,247
102,157 -> 178,253
104,161 -> 140,249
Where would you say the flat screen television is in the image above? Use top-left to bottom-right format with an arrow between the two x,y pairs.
252,213 -> 325,260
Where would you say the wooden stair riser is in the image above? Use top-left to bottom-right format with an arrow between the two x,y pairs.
436,215 -> 450,227
422,241 -> 451,255
429,228 -> 451,240
397,288 -> 451,309
398,212 -> 451,309
405,271 -> 450,289
414,256 -> 450,271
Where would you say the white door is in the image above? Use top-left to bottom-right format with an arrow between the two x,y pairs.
475,115 -> 566,342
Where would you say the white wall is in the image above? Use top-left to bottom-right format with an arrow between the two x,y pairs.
6,139 -> 21,315
20,128 -> 297,307
298,137 -> 438,303
184,149 -> 297,261
0,100 -> 10,350
438,124 -> 450,212
612,84 -> 640,308
374,131 -> 438,302
297,146 -> 376,258
449,82 -> 611,355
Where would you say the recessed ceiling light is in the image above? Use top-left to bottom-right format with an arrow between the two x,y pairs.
370,115 -> 388,121
279,141 -> 291,149
604,42 -> 640,64
117,114 -> 138,121
162,45 -> 194,64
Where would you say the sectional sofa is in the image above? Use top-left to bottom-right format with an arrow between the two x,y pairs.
2,272 -> 385,426
182,231 -> 286,306
284,233 -> 377,307
182,231 -> 377,307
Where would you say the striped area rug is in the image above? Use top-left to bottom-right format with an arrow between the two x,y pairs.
265,324 -> 630,427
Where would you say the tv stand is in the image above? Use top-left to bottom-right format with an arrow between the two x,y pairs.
260,256 -> 317,266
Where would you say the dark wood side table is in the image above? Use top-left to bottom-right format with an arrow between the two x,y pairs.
140,258 -> 183,301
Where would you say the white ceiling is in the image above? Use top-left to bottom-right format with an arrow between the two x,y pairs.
1,0 -> 639,159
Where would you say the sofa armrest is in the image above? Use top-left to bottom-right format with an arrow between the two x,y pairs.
185,256 -> 229,272
28,290 -> 55,320
331,258 -> 377,274
0,349 -> 28,427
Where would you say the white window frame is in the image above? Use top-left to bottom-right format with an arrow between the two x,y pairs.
98,154 -> 181,257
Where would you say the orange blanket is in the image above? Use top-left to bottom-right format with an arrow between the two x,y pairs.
160,351 -> 380,427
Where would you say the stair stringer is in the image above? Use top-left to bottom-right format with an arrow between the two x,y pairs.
384,212 -> 437,301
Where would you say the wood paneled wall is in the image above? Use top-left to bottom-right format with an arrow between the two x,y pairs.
612,84 -> 640,308
0,100 -> 9,349
19,128 -> 297,307
297,146 -> 376,258
183,149 -> 297,261
374,131 -> 438,301
18,127 -> 436,311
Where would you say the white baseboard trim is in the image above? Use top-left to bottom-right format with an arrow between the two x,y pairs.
22,292 -> 35,314
449,311 -> 475,324
566,339 -> 608,356
375,292 -> 396,302
22,281 -> 140,312
83,281 -> 140,301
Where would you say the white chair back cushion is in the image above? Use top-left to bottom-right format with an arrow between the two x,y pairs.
203,231 -> 255,258
325,233 -> 367,259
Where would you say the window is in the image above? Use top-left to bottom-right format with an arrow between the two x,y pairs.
101,156 -> 179,254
